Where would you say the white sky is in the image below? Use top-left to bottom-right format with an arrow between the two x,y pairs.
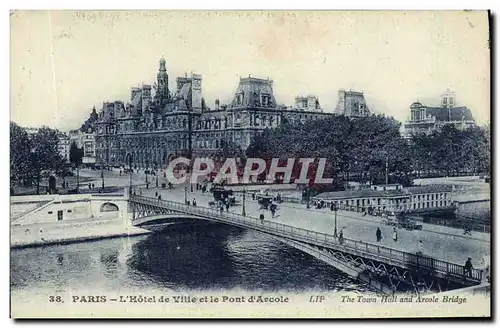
10,10 -> 490,131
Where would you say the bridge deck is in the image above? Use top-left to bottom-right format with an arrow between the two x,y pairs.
130,195 -> 483,285
133,187 -> 490,264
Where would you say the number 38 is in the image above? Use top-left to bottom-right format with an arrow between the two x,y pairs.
48,295 -> 63,303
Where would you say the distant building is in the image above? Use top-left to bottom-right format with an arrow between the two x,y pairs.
293,95 -> 322,112
69,128 -> 96,164
402,88 -> 476,138
334,89 -> 371,117
313,184 -> 454,215
57,133 -> 71,162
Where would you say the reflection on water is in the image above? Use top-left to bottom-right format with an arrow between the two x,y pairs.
11,224 -> 372,297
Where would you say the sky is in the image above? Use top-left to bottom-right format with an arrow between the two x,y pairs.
10,10 -> 491,131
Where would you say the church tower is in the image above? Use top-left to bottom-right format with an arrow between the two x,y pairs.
156,56 -> 169,107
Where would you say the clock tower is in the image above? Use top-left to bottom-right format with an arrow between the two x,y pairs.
156,56 -> 169,107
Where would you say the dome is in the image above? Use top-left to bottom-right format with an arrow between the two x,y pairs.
410,102 -> 423,109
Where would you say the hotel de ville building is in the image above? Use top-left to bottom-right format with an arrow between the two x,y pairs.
95,57 -> 371,169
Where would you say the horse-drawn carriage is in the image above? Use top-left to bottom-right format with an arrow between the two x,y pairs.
384,214 -> 423,231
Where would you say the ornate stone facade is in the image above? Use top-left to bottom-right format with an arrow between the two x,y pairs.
95,58 -> 335,169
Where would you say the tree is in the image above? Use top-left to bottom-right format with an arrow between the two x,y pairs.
410,125 -> 490,177
10,122 -> 32,188
245,114 -> 413,189
55,158 -> 72,189
69,141 -> 84,193
30,127 -> 63,194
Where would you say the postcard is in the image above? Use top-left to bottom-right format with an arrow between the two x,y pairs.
10,10 -> 491,318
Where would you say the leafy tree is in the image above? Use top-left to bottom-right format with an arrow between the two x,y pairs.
245,114 -> 412,189
69,141 -> 84,193
10,122 -> 32,188
30,126 -> 63,194
410,125 -> 490,177
55,158 -> 72,189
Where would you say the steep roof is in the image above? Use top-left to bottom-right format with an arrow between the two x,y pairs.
425,106 -> 475,122
230,77 -> 277,109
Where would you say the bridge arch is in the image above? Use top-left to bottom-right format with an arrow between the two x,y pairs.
100,202 -> 119,212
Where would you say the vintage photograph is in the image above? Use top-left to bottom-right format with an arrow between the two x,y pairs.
9,10 -> 491,318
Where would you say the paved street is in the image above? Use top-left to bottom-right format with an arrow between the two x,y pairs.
79,169 -> 490,268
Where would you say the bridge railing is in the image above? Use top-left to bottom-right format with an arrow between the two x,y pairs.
130,195 -> 483,283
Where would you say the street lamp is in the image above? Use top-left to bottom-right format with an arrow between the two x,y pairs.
155,162 -> 159,188
128,155 -> 133,195
333,201 -> 339,237
184,186 -> 188,204
145,160 -> 149,189
242,187 -> 246,216
101,167 -> 104,191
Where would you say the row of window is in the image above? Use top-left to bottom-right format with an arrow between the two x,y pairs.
337,193 -> 451,208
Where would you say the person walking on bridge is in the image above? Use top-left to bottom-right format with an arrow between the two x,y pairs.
392,227 -> 398,242
260,213 -> 265,224
464,257 -> 473,278
376,227 -> 382,243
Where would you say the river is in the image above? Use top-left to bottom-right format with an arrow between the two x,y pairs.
11,223 -> 374,302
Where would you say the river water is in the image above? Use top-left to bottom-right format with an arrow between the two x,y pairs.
11,224 -> 373,301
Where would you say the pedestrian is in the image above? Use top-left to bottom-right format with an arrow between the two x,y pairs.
252,193 -> 255,200
155,191 -> 158,197
376,227 -> 382,243
92,183 -> 95,189
338,230 -> 344,245
417,240 -> 424,255
158,194 -> 162,200
260,213 -> 264,224
139,189 -> 142,195
392,227 -> 398,242
464,257 -> 473,278
226,202 -> 230,211
193,198 -> 197,206
88,183 -> 92,190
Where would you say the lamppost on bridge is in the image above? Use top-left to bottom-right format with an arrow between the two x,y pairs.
242,186 -> 246,216
184,186 -> 188,204
128,156 -> 133,195
155,162 -> 159,188
145,160 -> 149,189
333,201 -> 339,237
101,166 -> 105,191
